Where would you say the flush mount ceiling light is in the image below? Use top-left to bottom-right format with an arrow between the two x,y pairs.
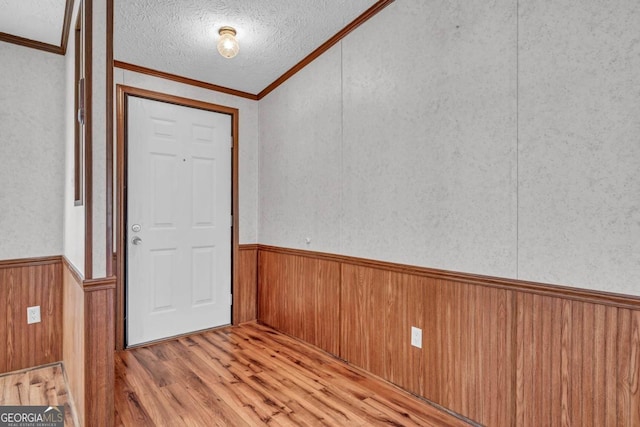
217,26 -> 239,59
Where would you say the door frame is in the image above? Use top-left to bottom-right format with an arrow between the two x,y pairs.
115,84 -> 239,350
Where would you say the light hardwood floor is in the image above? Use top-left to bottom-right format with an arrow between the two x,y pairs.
0,363 -> 77,426
115,322 -> 473,426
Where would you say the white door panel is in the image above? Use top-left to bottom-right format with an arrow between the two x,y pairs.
127,97 -> 231,346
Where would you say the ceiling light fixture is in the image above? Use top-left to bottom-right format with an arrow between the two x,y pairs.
217,26 -> 239,59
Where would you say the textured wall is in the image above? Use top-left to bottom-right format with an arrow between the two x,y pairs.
115,69 -> 259,244
63,0 -> 85,274
517,0 -> 640,294
259,45 -> 343,253
0,42 -> 65,260
92,0 -> 107,278
341,0 -> 517,277
259,0 -> 640,295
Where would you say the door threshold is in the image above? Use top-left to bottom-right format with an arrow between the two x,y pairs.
124,323 -> 232,350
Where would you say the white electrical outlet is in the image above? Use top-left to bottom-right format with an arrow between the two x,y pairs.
27,306 -> 41,324
411,326 -> 422,349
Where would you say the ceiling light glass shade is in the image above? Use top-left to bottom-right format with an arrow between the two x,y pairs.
217,27 -> 239,58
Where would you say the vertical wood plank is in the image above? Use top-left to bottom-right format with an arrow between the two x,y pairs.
26,268 -> 34,369
482,285 -> 494,424
440,280 -> 456,410
605,305 -> 618,427
592,304 -> 606,427
467,285 -> 478,421
630,310 -> 640,426
84,287 -> 115,427
0,269 -> 7,371
257,251 -> 276,328
62,262 -> 86,424
234,246 -> 257,324
581,303 -> 595,427
313,257 -> 340,355
502,288 -> 515,427
383,271 -> 406,388
570,301 -> 584,426
45,264 -> 60,362
423,277 -> 441,403
529,294 -> 540,427
525,293 -> 536,427
339,263 -> 358,365
456,283 -> 474,416
618,308 -> 632,427
539,296 -> 552,427
368,267 -> 388,378
519,294 -> 551,427
4,268 -> 17,371
340,264 -> 386,376
561,299 -> 572,427
550,297 -> 563,426
515,292 -> 526,426
406,274 -> 427,396
288,255 -> 304,339
454,282 -> 463,414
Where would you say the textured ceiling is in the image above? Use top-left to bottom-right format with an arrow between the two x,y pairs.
114,0 -> 377,94
0,0 -> 67,45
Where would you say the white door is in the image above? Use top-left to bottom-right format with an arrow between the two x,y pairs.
126,96 -> 232,346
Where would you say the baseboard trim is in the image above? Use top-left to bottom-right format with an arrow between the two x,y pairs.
257,244 -> 640,310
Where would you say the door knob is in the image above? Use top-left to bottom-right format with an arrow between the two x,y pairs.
132,236 -> 142,245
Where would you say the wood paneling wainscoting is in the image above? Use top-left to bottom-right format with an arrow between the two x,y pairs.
62,258 -> 115,427
258,250 -> 340,355
83,279 -> 115,426
0,256 -> 114,425
0,257 -> 62,374
62,260 -> 85,423
257,245 -> 640,426
234,244 -> 259,324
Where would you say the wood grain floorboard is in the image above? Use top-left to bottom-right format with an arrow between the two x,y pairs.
0,363 -> 76,426
115,322 -> 473,426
